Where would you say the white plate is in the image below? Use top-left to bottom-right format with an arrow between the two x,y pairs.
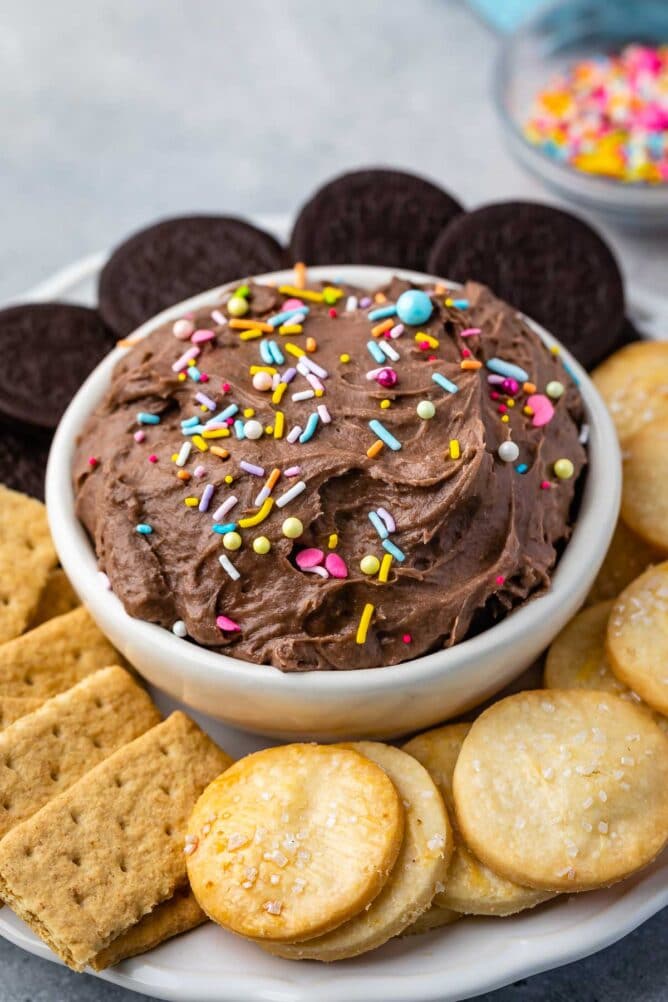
1,230 -> 666,1002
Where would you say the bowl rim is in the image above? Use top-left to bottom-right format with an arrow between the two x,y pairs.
493,0 -> 668,196
45,264 -> 621,694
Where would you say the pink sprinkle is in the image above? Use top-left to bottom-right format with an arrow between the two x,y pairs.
194,465 -> 206,478
148,454 -> 158,464
498,404 -> 508,414
284,466 -> 301,478
134,430 -> 145,443
282,298 -> 304,311
490,391 -> 500,400
173,319 -> 195,340
526,393 -> 555,428
487,375 -> 505,385
418,341 -> 430,351
200,373 -> 209,383
460,328 -> 481,338
540,480 -> 552,490
495,575 -> 505,586
222,382 -> 231,393
88,456 -> 98,468
428,355 -> 437,362
225,418 -> 235,427
461,348 -> 471,358
402,633 -> 412,644
172,346 -> 200,373
211,310 -> 227,326
325,553 -> 348,579
216,615 -> 240,633
296,548 -> 324,570
389,323 -> 404,339
191,329 -> 216,344
328,308 -> 338,318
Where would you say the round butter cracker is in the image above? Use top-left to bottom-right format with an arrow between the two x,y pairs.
265,742 -> 451,960
186,743 -> 404,943
401,904 -> 460,937
621,416 -> 668,553
586,520 -> 661,606
592,341 -> 668,445
404,724 -> 553,916
453,690 -> 668,892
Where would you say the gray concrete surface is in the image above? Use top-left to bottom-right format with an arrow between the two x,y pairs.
0,0 -> 665,999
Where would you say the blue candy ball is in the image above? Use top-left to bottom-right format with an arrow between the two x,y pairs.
395,289 -> 433,326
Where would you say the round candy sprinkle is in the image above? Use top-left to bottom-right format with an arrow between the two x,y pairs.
325,553 -> 348,578
252,371 -> 273,392
416,400 -> 436,420
173,319 -> 194,339
223,531 -> 242,551
498,441 -> 520,463
296,547 -> 324,570
380,399 -> 391,409
360,554 -> 381,576
227,295 -> 249,317
376,367 -> 398,388
554,458 -> 574,479
282,517 -> 303,539
339,353 -> 350,363
396,289 -> 433,326
253,536 -> 271,555
402,633 -> 412,644
546,380 -> 565,399
244,419 -> 263,440
172,620 -> 187,638
501,378 -> 520,396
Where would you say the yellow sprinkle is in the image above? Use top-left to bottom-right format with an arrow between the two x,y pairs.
278,324 -> 303,335
378,553 -> 393,583
356,603 -> 375,645
202,428 -> 230,439
339,353 -> 350,363
192,435 -> 208,452
315,388 -> 324,397
380,399 -> 391,409
238,498 -> 274,528
506,398 -> 515,408
249,365 -> 277,375
293,262 -> 307,290
444,298 -> 453,307
265,425 -> 273,435
372,319 -> 394,337
274,411 -> 285,439
272,382 -> 288,404
184,497 -> 199,507
501,415 -> 510,423
224,474 -> 234,484
550,346 -> 561,356
284,342 -> 305,358
177,373 -> 186,382
279,285 -> 323,303
328,533 -> 338,549
210,446 -> 229,459
229,318 -> 273,332
367,439 -> 384,459
305,337 -> 317,352
523,405 -> 534,416
239,328 -> 263,341
200,404 -> 208,412
449,439 -> 461,460
243,408 -> 255,418
323,285 -> 344,303
415,332 -> 439,348
187,359 -> 196,367
171,453 -> 178,462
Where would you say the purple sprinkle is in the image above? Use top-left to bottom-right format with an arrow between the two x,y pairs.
199,484 -> 215,512
240,461 -> 265,477
213,495 -> 238,521
195,392 -> 217,410
284,465 -> 301,477
487,375 -> 505,385
376,507 -> 396,532
282,367 -> 297,384
299,356 -> 328,379
194,465 -> 206,478
360,297 -> 372,308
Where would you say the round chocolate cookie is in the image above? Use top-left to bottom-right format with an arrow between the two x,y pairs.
0,303 -> 115,429
289,169 -> 464,271
99,215 -> 287,336
428,202 -> 625,369
0,419 -> 52,500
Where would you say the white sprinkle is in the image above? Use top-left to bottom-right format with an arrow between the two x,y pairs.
213,495 -> 238,521
176,442 -> 192,467
172,620 -> 187,638
292,389 -> 315,402
427,833 -> 446,852
582,797 -> 594,809
346,296 -> 358,312
218,553 -> 240,581
377,340 -> 400,362
292,877 -> 307,894
270,874 -> 280,885
297,849 -> 311,862
566,844 -> 579,858
542,767 -> 554,780
625,733 -> 641,742
276,480 -> 306,509
598,790 -> 608,802
299,355 -> 328,379
620,756 -> 635,766
541,700 -> 555,713
317,404 -> 331,424
579,423 -> 590,445
582,821 -> 593,832
303,565 -> 329,578
287,425 -> 302,443
598,821 -> 609,834
263,900 -> 282,915
515,817 -> 526,830
325,814 -> 337,828
304,371 -> 325,393
254,486 -> 271,507
264,849 -> 288,867
260,791 -> 273,801
227,833 -> 248,851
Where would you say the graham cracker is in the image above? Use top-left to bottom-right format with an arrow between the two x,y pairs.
0,665 -> 160,840
0,712 -> 232,971
0,606 -> 121,699
0,696 -> 44,730
0,485 -> 57,643
90,887 -> 206,970
28,569 -> 80,629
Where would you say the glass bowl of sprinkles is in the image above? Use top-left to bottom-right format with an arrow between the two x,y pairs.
495,0 -> 668,226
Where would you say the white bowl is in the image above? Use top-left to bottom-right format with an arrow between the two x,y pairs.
45,266 -> 620,741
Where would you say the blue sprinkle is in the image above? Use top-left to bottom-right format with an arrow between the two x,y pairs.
212,522 -> 237,534
368,511 -> 389,540
181,416 -> 200,429
137,412 -> 160,425
486,357 -> 529,383
562,360 -> 580,386
366,340 -> 385,364
234,419 -> 245,440
268,340 -> 285,366
212,404 -> 238,423
181,424 -> 207,435
268,307 -> 310,327
299,412 -> 320,443
187,366 -> 201,382
259,340 -> 274,365
450,298 -> 469,310
367,305 -> 397,322
431,373 -> 459,394
382,539 -> 405,562
515,463 -> 529,474
368,419 -> 401,451
135,523 -> 153,535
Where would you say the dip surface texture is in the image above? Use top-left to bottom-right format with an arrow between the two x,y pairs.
74,277 -> 586,670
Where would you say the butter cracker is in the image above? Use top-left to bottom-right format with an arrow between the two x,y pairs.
0,712 -> 232,970
0,485 -> 57,643
0,606 -> 120,699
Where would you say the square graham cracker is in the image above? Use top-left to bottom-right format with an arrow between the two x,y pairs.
0,485 -> 57,643
0,665 -> 160,840
0,606 -> 121,699
28,568 -> 80,630
0,712 -> 232,970
0,696 -> 44,730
